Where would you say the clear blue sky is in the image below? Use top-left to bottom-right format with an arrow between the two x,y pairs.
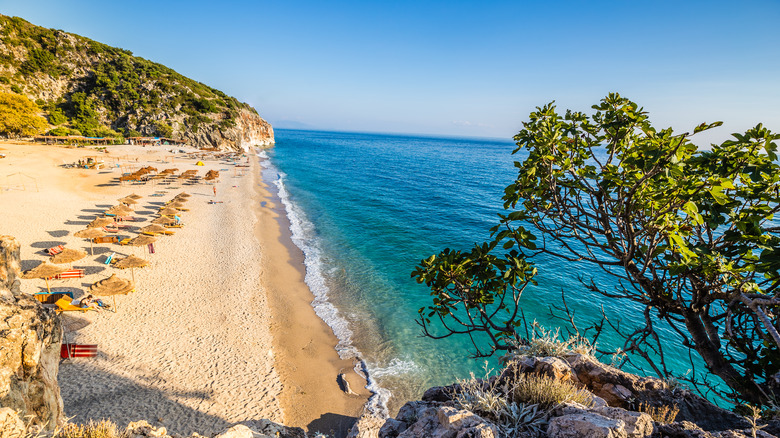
1,0 -> 778,144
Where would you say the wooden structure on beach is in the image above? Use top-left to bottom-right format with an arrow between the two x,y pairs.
34,135 -> 118,146
127,137 -> 187,147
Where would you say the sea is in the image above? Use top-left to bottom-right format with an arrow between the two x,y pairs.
258,129 -> 700,415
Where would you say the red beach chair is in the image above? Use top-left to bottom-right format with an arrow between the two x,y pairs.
52,268 -> 85,279
47,245 -> 64,255
60,344 -> 98,359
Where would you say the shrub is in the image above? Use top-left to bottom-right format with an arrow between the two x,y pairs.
10,84 -> 22,93
513,323 -> 593,358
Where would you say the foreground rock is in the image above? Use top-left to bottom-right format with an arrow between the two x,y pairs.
348,353 -> 776,438
0,235 -> 63,430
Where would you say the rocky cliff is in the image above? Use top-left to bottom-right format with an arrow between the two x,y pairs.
0,236 -> 63,431
0,15 -> 274,150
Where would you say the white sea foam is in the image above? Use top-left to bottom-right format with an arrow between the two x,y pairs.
261,156 -> 392,417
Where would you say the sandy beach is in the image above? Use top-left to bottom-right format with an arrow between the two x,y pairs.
0,141 -> 368,436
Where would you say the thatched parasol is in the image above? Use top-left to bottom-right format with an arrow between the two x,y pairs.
74,228 -> 106,255
140,224 -> 167,234
158,207 -> 179,216
106,204 -> 134,215
88,217 -> 116,228
166,202 -> 187,209
118,197 -> 138,205
50,248 -> 87,265
176,192 -> 191,198
126,235 -> 157,258
151,217 -> 176,225
127,235 -> 157,247
127,193 -> 143,200
88,274 -> 135,310
22,262 -> 67,292
113,255 -> 149,282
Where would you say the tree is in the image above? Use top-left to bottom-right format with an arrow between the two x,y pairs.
413,93 -> 780,406
0,92 -> 47,137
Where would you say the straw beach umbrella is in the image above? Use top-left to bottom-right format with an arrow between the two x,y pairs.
127,193 -> 143,200
74,228 -> 106,255
151,217 -> 176,225
176,192 -> 191,198
88,274 -> 135,311
118,197 -> 138,205
113,255 -> 149,283
22,262 -> 67,292
140,224 -> 167,234
50,248 -> 87,265
158,207 -> 179,216
88,217 -> 115,228
126,235 -> 157,258
106,204 -> 134,216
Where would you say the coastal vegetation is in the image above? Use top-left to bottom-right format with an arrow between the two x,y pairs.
0,15 -> 263,145
413,93 -> 780,409
0,91 -> 47,137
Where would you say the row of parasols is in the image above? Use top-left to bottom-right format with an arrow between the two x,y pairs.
21,191 -> 193,310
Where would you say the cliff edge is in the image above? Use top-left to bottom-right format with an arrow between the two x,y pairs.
0,236 -> 63,432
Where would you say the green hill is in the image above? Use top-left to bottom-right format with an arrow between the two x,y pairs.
0,15 -> 273,149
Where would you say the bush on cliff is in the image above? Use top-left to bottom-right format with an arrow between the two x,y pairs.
413,93 -> 780,408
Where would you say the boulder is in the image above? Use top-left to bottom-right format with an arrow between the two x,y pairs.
347,413 -> 387,438
0,236 -> 63,430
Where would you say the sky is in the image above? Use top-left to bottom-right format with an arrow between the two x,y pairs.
0,0 -> 778,144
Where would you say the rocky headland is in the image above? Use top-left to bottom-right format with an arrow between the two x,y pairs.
0,15 -> 273,151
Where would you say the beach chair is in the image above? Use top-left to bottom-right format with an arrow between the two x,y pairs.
116,216 -> 136,222
104,252 -> 115,265
148,243 -> 155,254
119,237 -> 132,246
47,245 -> 64,255
60,344 -> 98,359
54,297 -> 93,312
102,225 -> 119,233
93,236 -> 119,244
34,291 -> 74,305
52,269 -> 85,280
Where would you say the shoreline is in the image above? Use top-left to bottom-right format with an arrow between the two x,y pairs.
0,141 -> 369,437
253,151 -> 371,436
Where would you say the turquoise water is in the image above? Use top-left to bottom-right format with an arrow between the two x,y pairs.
260,129 -> 696,414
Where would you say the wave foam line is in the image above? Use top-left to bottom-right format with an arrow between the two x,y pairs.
259,153 -> 390,417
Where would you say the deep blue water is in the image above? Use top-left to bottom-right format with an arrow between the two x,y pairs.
260,129 -> 698,413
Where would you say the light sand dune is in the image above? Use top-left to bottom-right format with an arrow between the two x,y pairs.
0,141 -> 368,436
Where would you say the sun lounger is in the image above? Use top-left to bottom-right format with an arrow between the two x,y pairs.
52,269 -> 85,280
116,216 -> 136,222
54,297 -> 93,312
60,344 -> 98,359
34,291 -> 74,304
47,245 -> 64,255
148,243 -> 155,254
164,223 -> 183,228
102,226 -> 119,233
104,252 -> 115,265
93,236 -> 119,244
119,238 -> 131,245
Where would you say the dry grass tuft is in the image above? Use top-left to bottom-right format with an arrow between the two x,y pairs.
515,323 -> 593,358
512,373 -> 594,410
56,420 -> 127,438
638,402 -> 679,424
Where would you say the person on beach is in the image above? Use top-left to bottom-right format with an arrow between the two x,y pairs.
213,186 -> 217,197
71,294 -> 109,310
